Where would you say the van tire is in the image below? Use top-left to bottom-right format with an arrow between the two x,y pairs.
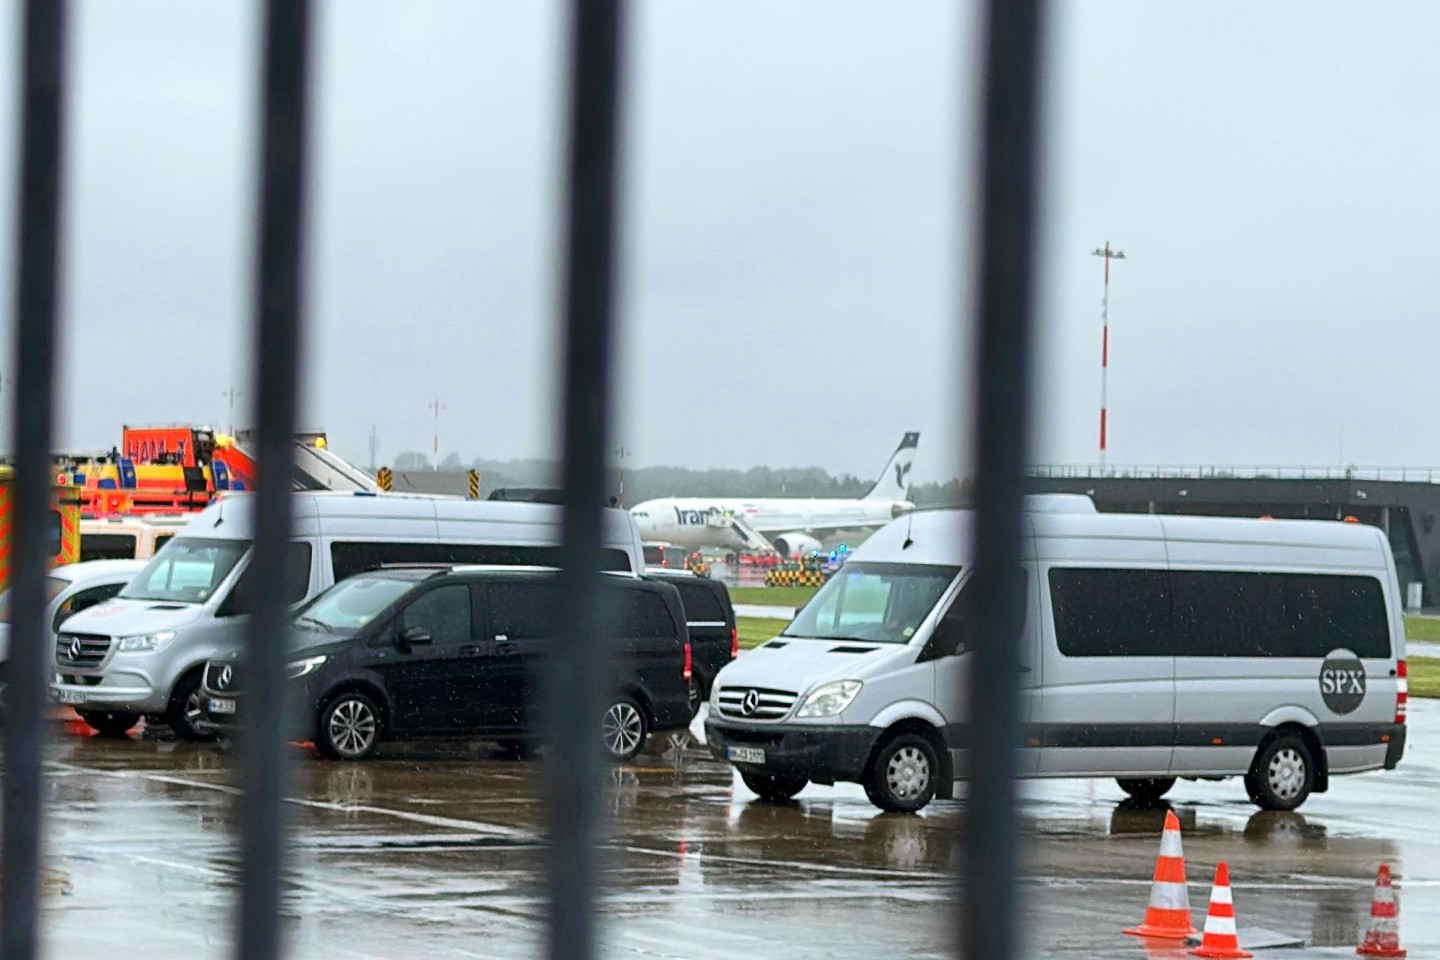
1116,777 -> 1176,803
1245,733 -> 1315,811
166,670 -> 217,742
318,691 -> 383,760
602,695 -> 648,762
864,733 -> 940,813
739,769 -> 807,803
77,709 -> 141,737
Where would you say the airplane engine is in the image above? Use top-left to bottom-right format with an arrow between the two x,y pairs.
771,533 -> 822,558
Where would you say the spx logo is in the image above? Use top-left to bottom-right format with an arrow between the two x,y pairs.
1318,652 -> 1366,715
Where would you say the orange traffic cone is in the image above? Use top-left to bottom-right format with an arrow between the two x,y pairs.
1357,864 -> 1406,957
1189,862 -> 1252,959
1125,809 -> 1197,940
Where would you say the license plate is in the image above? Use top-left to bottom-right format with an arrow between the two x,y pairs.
208,698 -> 236,715
57,690 -> 86,705
727,746 -> 765,764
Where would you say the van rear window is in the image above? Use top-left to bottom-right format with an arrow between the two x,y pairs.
1049,568 -> 1392,659
617,589 -> 678,639
671,581 -> 727,623
81,533 -> 138,563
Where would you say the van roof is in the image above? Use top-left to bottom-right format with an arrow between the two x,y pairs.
177,491 -> 635,538
848,504 -> 1389,567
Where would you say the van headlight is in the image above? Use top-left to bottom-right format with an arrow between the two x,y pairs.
116,631 -> 176,653
287,655 -> 327,679
796,680 -> 862,718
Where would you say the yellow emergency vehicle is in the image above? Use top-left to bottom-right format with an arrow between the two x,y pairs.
0,467 -> 82,592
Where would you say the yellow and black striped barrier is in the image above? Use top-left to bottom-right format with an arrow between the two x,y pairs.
468,469 -> 480,500
764,564 -> 826,588
376,467 -> 392,491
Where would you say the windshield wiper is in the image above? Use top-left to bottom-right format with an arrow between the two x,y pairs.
295,615 -> 335,633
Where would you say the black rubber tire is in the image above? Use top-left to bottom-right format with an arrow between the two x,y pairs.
1245,733 -> 1315,812
317,691 -> 383,761
77,709 -> 142,737
166,670 -> 217,742
864,732 -> 940,813
739,769 -> 808,803
1116,777 -> 1176,803
601,695 -> 649,762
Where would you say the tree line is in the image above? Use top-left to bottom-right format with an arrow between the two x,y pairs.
389,451 -> 973,507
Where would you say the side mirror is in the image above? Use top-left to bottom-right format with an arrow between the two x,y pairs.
397,627 -> 432,650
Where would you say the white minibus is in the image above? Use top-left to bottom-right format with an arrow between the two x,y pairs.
706,496 -> 1407,813
80,515 -> 188,562
51,491 -> 645,739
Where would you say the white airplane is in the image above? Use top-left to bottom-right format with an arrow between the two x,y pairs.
629,433 -> 919,557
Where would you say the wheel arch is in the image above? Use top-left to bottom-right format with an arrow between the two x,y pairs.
866,717 -> 953,801
611,681 -> 654,725
1258,722 -> 1329,795
167,661 -> 209,711
319,679 -> 393,735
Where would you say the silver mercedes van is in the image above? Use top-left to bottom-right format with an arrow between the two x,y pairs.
51,491 -> 646,739
705,496 -> 1407,813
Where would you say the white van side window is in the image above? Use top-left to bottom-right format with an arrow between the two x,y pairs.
330,542 -> 634,582
1050,568 -> 1392,659
1171,571 -> 1389,658
1049,568 -> 1170,657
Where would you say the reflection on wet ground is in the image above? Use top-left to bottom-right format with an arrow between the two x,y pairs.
16,705 -> 1440,958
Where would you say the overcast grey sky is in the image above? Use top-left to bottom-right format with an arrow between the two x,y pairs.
0,1 -> 1436,484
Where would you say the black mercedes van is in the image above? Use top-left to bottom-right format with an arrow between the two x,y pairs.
201,566 -> 693,761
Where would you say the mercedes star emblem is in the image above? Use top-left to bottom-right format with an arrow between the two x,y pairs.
67,636 -> 82,661
741,689 -> 761,716
217,665 -> 233,691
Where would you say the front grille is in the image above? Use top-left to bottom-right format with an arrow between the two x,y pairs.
717,685 -> 797,721
205,661 -> 242,695
55,633 -> 110,669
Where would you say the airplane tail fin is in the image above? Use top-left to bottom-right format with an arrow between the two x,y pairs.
863,432 -> 920,501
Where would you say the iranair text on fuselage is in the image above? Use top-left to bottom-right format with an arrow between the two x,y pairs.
628,432 -> 920,553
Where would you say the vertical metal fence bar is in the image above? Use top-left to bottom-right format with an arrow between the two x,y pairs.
1,2 -> 68,957
234,3 -> 311,959
959,2 -> 1046,960
545,0 -> 625,958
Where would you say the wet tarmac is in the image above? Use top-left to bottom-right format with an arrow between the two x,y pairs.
13,704 -> 1439,958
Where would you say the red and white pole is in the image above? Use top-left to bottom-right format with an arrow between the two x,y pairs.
1092,242 -> 1125,471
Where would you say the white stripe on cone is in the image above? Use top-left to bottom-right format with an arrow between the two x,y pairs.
1150,881 -> 1190,910
1203,916 -> 1238,937
1210,884 -> 1233,906
1159,831 -> 1184,858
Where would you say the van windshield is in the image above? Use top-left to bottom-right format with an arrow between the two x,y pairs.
783,562 -> 960,645
121,538 -> 251,604
296,575 -> 416,633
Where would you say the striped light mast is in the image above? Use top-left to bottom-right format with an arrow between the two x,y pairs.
1092,242 -> 1125,471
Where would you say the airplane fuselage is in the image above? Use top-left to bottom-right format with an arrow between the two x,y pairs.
630,496 -> 908,551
